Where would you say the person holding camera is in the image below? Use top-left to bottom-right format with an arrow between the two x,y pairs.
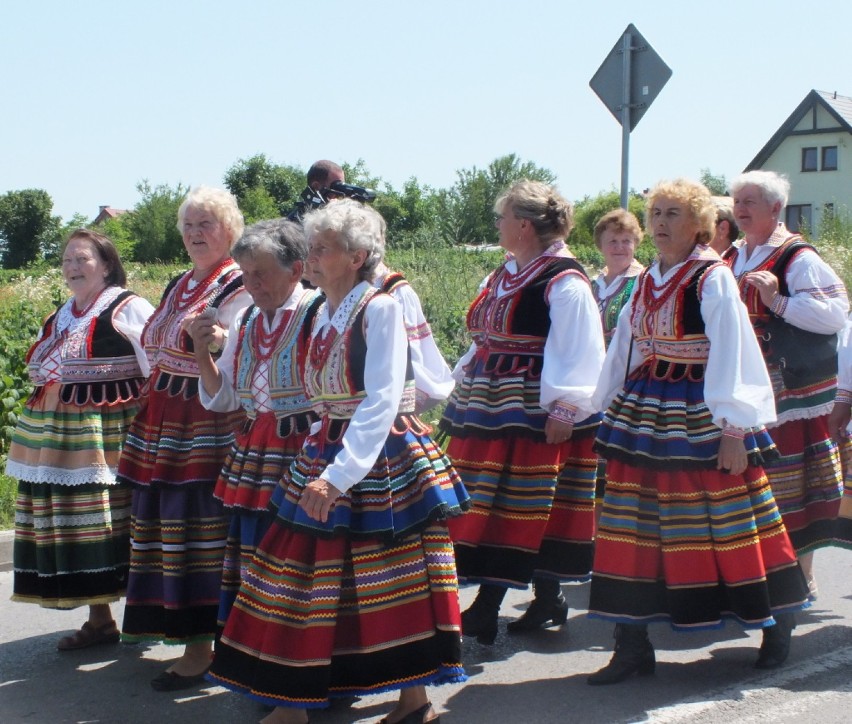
286,160 -> 346,222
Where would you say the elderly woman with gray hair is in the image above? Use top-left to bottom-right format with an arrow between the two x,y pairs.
728,170 -> 848,600
117,186 -> 250,690
186,218 -> 322,632
208,199 -> 469,724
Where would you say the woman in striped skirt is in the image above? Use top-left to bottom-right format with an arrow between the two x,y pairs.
187,218 -> 321,631
728,170 -> 848,599
6,229 -> 153,649
116,186 -> 250,690
208,200 -> 469,724
439,180 -> 605,643
588,179 -> 809,685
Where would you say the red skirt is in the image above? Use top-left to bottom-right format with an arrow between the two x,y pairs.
589,459 -> 808,629
763,415 -> 842,553
117,372 -> 244,487
448,431 -> 596,587
207,522 -> 465,707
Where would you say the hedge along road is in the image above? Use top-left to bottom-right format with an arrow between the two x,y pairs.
1,546 -> 851,723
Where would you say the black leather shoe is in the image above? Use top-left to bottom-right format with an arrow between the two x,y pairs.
507,594 -> 568,633
755,613 -> 796,669
587,624 -> 655,685
461,605 -> 498,645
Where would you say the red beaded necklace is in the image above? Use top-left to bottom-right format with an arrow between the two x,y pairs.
252,309 -> 294,362
309,326 -> 339,371
175,258 -> 235,309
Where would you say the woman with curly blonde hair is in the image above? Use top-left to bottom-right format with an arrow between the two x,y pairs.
587,178 -> 808,685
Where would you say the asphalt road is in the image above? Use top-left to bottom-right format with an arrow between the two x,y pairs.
1,535 -> 851,724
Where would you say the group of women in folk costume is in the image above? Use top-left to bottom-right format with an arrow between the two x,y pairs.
6,168 -> 850,718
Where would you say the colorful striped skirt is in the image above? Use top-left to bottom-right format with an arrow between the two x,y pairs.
214,412 -> 307,628
834,440 -> 852,548
6,385 -> 138,608
588,459 -> 808,629
272,416 -> 469,540
6,384 -> 140,486
121,482 -> 227,644
12,481 -> 131,609
762,416 -> 842,554
116,371 -> 243,487
447,431 -> 597,587
207,522 -> 465,708
595,364 -> 777,469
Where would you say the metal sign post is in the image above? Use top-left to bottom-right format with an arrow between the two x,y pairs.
590,24 -> 672,209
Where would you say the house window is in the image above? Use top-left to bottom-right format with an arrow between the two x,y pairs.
822,146 -> 838,171
786,204 -> 812,234
801,147 -> 818,172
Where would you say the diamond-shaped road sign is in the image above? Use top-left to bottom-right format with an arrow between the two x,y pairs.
590,23 -> 671,132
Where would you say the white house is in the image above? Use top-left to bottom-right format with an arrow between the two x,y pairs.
744,89 -> 851,235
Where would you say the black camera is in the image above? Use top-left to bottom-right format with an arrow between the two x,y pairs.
287,181 -> 377,222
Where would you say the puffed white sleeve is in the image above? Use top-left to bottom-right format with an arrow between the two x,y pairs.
320,296 -> 407,493
112,295 -> 155,378
197,310 -> 242,412
591,294 -> 645,412
389,282 -> 454,405
771,250 -> 848,334
216,288 -> 253,332
702,265 -> 777,427
541,272 -> 606,421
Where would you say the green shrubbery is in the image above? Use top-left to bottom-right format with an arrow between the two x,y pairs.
2,218 -> 851,528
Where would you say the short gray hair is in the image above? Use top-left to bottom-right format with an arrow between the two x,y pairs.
730,170 -> 790,209
302,199 -> 386,282
232,218 -> 307,269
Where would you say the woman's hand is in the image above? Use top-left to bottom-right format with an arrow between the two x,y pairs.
744,271 -> 780,308
718,434 -> 748,476
298,478 -> 342,523
828,402 -> 852,441
183,310 -> 223,356
545,417 -> 574,445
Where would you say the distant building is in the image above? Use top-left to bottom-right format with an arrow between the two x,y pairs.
744,89 -> 851,235
92,205 -> 128,225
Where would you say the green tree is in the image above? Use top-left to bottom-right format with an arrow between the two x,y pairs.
436,154 -> 556,246
699,168 -> 728,196
224,154 -> 304,216
570,189 -> 647,248
97,215 -> 136,260
240,186 -> 280,225
124,180 -> 188,263
0,189 -> 59,268
43,213 -> 91,262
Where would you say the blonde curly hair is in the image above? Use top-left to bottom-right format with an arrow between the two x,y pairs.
645,179 -> 715,246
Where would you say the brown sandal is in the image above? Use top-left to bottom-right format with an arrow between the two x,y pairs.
57,621 -> 120,651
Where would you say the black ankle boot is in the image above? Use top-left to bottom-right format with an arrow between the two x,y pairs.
507,578 -> 568,633
755,612 -> 796,669
587,624 -> 655,685
461,584 -> 506,644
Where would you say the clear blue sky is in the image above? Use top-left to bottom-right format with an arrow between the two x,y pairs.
2,0 -> 850,220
